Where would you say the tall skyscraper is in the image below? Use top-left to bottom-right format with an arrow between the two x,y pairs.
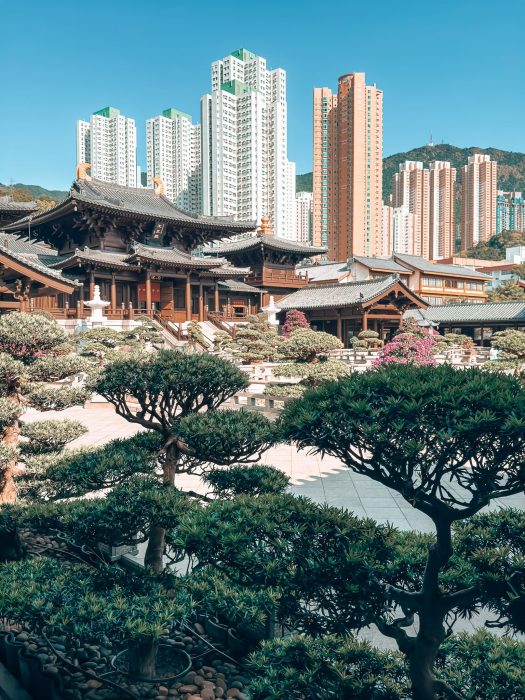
296,191 -> 313,244
428,161 -> 456,259
461,154 -> 497,249
146,108 -> 201,214
392,161 -> 430,258
496,191 -> 525,233
76,107 -> 137,187
313,73 -> 383,260
392,160 -> 456,259
200,48 -> 296,237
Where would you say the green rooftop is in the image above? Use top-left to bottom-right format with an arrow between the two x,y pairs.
231,48 -> 256,62
93,106 -> 120,118
221,80 -> 255,96
162,108 -> 193,122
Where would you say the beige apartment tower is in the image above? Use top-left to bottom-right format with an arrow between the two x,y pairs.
461,154 -> 498,250
429,161 -> 456,259
392,161 -> 430,258
313,73 -> 383,260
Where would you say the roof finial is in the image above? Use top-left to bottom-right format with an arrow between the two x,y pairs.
258,215 -> 272,236
152,177 -> 165,196
76,163 -> 92,181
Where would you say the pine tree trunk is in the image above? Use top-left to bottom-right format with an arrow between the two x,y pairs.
143,443 -> 179,572
0,420 -> 20,504
128,638 -> 159,679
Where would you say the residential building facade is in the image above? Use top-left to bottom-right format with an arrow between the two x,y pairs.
461,154 -> 497,249
76,107 -> 137,187
429,161 -> 456,260
392,161 -> 429,257
200,48 -> 296,238
313,73 -> 383,260
295,191 -> 313,244
146,108 -> 201,214
496,191 -> 525,233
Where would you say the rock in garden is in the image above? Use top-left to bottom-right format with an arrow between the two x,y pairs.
179,685 -> 199,693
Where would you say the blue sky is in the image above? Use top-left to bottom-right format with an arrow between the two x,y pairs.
1,0 -> 524,191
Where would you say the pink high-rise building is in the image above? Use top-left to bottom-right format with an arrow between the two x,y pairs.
313,73 -> 383,260
461,154 -> 498,250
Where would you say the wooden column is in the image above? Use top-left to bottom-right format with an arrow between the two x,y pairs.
89,270 -> 95,299
145,271 -> 152,314
198,282 -> 204,322
78,283 -> 84,317
110,274 -> 117,313
214,283 -> 219,313
362,312 -> 368,331
336,312 -> 342,342
185,273 -> 192,321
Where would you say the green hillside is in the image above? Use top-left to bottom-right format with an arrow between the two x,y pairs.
0,183 -> 68,203
296,145 -> 525,197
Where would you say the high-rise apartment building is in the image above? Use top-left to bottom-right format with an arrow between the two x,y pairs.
496,191 -> 525,233
461,154 -> 497,249
76,107 -> 137,187
146,108 -> 201,214
392,160 -> 456,259
428,161 -> 456,259
296,191 -> 313,244
392,205 -> 417,255
313,73 -> 383,260
201,48 -> 296,237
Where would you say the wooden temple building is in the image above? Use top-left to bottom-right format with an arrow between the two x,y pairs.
0,197 -> 39,228
0,170 -> 327,324
278,275 -> 429,345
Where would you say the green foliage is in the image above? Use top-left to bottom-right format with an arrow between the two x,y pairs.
491,329 -> 525,362
441,333 -> 473,347
228,314 -> 282,362
280,365 -> 525,520
93,350 -> 249,435
0,397 -> 22,431
487,280 -> 525,301
0,557 -> 191,646
78,327 -> 125,348
247,635 -> 409,699
274,359 -> 351,385
0,352 -> 25,389
465,230 -> 525,261
24,384 -> 90,411
26,354 -> 89,381
204,464 -> 290,498
187,321 -> 209,348
263,383 -> 306,398
22,431 -> 163,499
20,419 -> 87,453
279,328 -> 342,362
172,409 -> 275,466
0,313 -> 67,360
178,493 -> 394,635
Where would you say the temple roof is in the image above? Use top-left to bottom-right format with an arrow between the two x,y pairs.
278,275 -> 426,311
0,233 -> 58,256
205,233 -> 327,257
353,256 -> 411,273
0,199 -> 39,214
126,243 -> 227,268
218,279 -> 261,293
407,302 -> 525,325
3,178 -> 256,239
0,246 -> 77,293
394,254 -> 490,280
51,249 -> 133,271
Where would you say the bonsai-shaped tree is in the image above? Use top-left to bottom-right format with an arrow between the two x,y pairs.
489,329 -> 525,375
92,350 -> 275,570
227,312 -> 282,363
0,313 -> 90,504
281,309 -> 310,338
487,279 -> 525,301
280,364 -> 525,700
279,328 -> 342,363
350,329 -> 384,355
265,359 -> 351,398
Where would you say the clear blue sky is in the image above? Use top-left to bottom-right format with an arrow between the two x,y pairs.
1,0 -> 524,191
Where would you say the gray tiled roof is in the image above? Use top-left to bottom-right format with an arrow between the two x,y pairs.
0,247 -> 77,287
394,254 -> 490,280
206,233 -> 326,256
51,248 -> 132,270
278,275 -> 406,310
71,179 -> 255,231
407,302 -> 525,324
305,262 -> 349,281
0,233 -> 57,256
0,200 -> 39,211
353,256 -> 411,273
218,279 -> 261,293
126,243 -> 226,268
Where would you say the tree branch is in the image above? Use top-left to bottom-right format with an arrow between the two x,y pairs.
442,586 -> 479,612
433,678 -> 465,700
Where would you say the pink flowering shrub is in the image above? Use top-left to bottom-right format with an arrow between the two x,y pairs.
373,330 -> 437,367
282,310 -> 310,338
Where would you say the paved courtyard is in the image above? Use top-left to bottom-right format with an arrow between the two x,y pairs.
24,404 -> 525,647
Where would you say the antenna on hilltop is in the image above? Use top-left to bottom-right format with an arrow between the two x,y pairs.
428,132 -> 434,147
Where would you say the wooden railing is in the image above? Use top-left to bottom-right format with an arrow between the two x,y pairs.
208,312 -> 238,338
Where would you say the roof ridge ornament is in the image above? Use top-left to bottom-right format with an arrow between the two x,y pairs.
258,215 -> 272,236
76,163 -> 92,181
152,177 -> 165,196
